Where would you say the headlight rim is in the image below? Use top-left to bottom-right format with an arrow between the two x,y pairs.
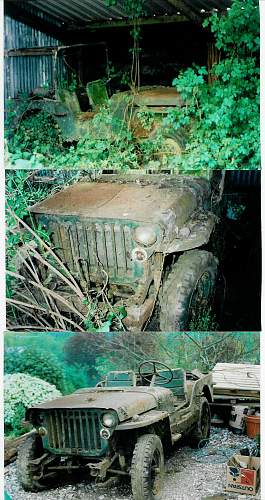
101,411 -> 117,428
134,225 -> 158,247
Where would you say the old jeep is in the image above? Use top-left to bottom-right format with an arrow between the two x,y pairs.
17,361 -> 213,499
109,86 -> 186,160
9,43 -> 183,150
6,43 -> 112,142
29,173 -> 223,331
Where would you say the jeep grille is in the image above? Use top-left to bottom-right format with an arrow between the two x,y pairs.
42,409 -> 104,456
48,219 -> 137,282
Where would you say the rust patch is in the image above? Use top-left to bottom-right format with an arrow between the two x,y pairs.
131,87 -> 183,107
29,181 -> 199,229
123,297 -> 155,331
77,111 -> 96,121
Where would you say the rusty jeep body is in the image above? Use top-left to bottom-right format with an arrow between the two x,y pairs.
29,83 -> 184,163
29,173 -> 222,331
11,42 -> 183,148
109,85 -> 186,162
9,43 -> 110,142
9,43 -> 184,154
17,361 -> 213,499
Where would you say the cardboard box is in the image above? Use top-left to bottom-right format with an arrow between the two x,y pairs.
226,454 -> 260,495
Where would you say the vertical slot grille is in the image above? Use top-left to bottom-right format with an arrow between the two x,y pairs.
43,410 -> 102,453
49,220 -> 135,280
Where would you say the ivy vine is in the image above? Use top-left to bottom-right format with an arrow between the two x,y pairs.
164,0 -> 260,170
105,0 -> 145,88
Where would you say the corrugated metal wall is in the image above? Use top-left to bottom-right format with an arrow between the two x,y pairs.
227,170 -> 260,188
4,15 -> 62,99
225,170 -> 261,189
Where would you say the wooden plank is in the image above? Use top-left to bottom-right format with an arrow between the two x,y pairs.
5,42 -> 106,58
4,431 -> 34,465
213,389 -> 260,396
212,363 -> 260,397
5,48 -> 57,57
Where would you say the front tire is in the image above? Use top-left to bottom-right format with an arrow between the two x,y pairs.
17,433 -> 48,491
159,250 -> 218,331
131,434 -> 164,500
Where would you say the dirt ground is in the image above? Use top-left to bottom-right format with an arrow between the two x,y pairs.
4,428 -> 260,500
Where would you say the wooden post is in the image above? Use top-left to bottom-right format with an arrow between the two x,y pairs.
207,42 -> 220,84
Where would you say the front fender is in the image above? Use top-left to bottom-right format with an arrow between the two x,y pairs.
165,212 -> 216,253
29,99 -> 79,141
116,410 -> 169,430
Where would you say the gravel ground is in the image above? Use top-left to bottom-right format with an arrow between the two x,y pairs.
5,428 -> 260,500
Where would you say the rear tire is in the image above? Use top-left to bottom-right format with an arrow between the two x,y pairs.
131,434 -> 164,500
159,250 -> 218,331
189,397 -> 211,449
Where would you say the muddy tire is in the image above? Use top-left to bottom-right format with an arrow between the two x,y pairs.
17,432 -> 47,491
189,397 -> 211,449
159,250 -> 218,331
160,128 -> 186,154
131,434 -> 164,500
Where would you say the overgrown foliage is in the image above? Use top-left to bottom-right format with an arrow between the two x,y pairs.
165,0 -> 260,170
4,373 -> 61,436
6,170 -> 51,301
4,348 -> 66,392
47,103 -> 166,169
6,99 -> 167,170
5,96 -> 63,168
5,0 -> 259,171
106,0 -> 145,88
6,170 -> 127,332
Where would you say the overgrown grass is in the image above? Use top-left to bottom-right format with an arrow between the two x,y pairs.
6,171 -> 127,332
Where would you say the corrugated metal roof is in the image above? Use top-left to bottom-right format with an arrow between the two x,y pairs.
5,0 -> 234,29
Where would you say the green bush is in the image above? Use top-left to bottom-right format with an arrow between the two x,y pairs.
165,0 -> 260,170
7,107 -> 63,164
4,348 -> 66,392
63,363 -> 91,393
4,373 -> 61,436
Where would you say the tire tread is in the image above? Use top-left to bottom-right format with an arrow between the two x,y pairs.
159,250 -> 218,331
131,434 -> 164,500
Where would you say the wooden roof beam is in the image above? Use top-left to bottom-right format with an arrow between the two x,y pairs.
65,13 -> 189,31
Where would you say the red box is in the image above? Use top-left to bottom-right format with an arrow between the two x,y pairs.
226,455 -> 260,495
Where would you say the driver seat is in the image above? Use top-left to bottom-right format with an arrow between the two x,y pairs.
105,370 -> 136,387
153,368 -> 187,400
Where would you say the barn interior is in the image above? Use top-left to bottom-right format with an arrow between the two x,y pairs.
4,0 -> 231,101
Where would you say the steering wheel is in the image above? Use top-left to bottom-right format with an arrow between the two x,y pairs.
138,360 -> 174,386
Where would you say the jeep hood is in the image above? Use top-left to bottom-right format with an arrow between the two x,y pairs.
29,180 -> 208,230
29,387 -> 173,422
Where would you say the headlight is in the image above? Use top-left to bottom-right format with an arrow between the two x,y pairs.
134,226 -> 157,247
102,412 -> 117,428
38,426 -> 47,437
131,247 -> 148,262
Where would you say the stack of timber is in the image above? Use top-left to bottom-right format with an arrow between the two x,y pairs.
212,363 -> 260,401
4,431 -> 34,465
